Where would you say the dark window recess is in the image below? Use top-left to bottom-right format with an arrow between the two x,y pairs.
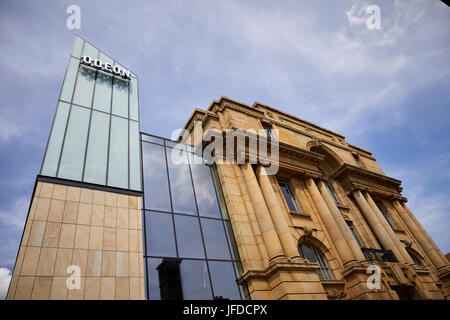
324,180 -> 340,204
278,179 -> 302,213
375,201 -> 397,229
353,154 -> 364,168
346,220 -> 364,247
298,243 -> 334,280
262,123 -> 274,138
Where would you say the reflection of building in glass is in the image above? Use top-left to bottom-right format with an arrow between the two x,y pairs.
6,36 -> 450,300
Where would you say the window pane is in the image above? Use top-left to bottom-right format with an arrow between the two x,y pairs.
142,142 -> 171,211
190,158 -> 221,218
129,120 -> 141,191
111,78 -> 129,118
130,77 -> 139,121
83,111 -> 109,185
92,71 -> 112,113
300,244 -> 317,263
145,211 -> 176,257
73,66 -> 96,107
60,57 -> 80,102
147,258 -> 183,300
41,102 -> 70,176
201,218 -> 231,260
81,41 -> 99,58
167,148 -> 197,215
108,116 -> 128,189
179,260 -> 212,300
58,105 -> 90,180
141,134 -> 164,145
174,215 -> 204,259
71,36 -> 83,58
208,261 -> 241,300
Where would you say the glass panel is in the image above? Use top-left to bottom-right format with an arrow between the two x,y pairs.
145,211 -> 176,257
92,71 -> 112,113
147,258 -> 183,300
300,244 -> 317,263
142,142 -> 171,211
41,102 -> 70,176
83,111 -> 109,185
111,77 -> 129,118
60,57 -> 79,102
208,261 -> 241,300
99,52 -> 114,66
108,116 -> 128,189
141,134 -> 164,145
72,66 -> 96,107
179,260 -> 212,300
325,181 -> 340,204
72,36 -> 83,58
201,218 -> 231,260
167,148 -> 197,215
191,158 -> 221,218
129,77 -> 139,121
174,215 -> 204,259
58,105 -> 90,180
129,121 -> 141,191
81,41 -> 99,58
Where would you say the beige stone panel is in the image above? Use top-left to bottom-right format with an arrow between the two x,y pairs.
66,186 -> 81,202
129,278 -> 141,300
58,223 -> 76,248
128,209 -> 139,230
22,217 -> 33,246
116,207 -> 128,229
103,227 -> 117,251
84,277 -> 101,300
72,249 -> 88,276
117,228 -> 129,251
138,230 -> 143,253
80,188 -> 94,204
28,220 -> 46,247
7,276 -> 19,300
116,251 -> 130,277
54,248 -> 73,276
91,205 -> 105,226
105,192 -> 118,207
139,255 -> 144,278
67,277 -> 85,300
129,229 -> 139,252
86,250 -> 102,277
52,184 -> 68,201
35,182 -> 42,197
88,226 -> 103,250
36,247 -> 57,276
39,182 -> 54,198
140,277 -> 145,300
21,246 -> 41,276
29,197 -> 38,219
74,225 -> 90,249
14,246 -> 26,276
100,277 -> 115,300
62,201 -> 79,224
77,203 -> 92,225
102,251 -> 116,277
50,276 -> 68,300
34,197 -> 51,221
129,252 -> 140,278
31,276 -> 52,300
47,199 -> 65,223
117,194 -> 128,208
104,206 -> 117,228
42,222 -> 62,247
14,276 -> 35,299
128,195 -> 138,209
115,277 -> 130,300
92,190 -> 106,206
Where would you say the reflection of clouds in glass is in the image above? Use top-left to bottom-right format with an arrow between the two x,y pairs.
179,260 -> 212,300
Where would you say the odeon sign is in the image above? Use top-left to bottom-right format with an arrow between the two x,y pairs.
80,55 -> 131,80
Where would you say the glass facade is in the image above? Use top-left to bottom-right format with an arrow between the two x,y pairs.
141,134 -> 245,300
41,36 -> 141,191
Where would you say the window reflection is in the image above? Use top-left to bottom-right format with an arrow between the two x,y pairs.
174,215 -> 204,259
179,260 -> 212,300
147,258 -> 183,300
208,261 -> 241,300
191,156 -> 221,218
145,211 -> 176,257
201,218 -> 231,260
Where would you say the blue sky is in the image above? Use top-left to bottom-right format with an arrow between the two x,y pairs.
0,0 -> 449,298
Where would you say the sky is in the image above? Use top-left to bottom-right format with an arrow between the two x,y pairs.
0,0 -> 449,299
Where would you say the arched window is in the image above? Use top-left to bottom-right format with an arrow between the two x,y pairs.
298,242 -> 334,280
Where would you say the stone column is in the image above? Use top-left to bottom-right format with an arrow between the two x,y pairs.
255,166 -> 302,261
364,192 -> 413,265
240,163 -> 285,262
305,177 -> 355,265
352,190 -> 404,263
317,181 -> 365,262
392,200 -> 447,269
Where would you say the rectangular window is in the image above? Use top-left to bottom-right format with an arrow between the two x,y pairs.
278,179 -> 302,213
376,201 -> 397,229
346,220 -> 364,247
324,180 -> 340,204
262,123 -> 274,138
353,154 -> 364,168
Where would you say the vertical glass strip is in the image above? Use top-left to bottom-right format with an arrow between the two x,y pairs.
58,105 -> 90,180
111,78 -> 129,118
92,72 -> 112,113
72,36 -> 84,58
108,115 -> 129,189
129,77 -> 139,121
129,120 -> 141,191
41,102 -> 70,176
60,57 -> 80,102
83,111 -> 110,185
72,66 -> 96,107
81,41 -> 99,58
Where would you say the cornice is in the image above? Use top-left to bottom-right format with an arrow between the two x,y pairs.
331,164 -> 402,188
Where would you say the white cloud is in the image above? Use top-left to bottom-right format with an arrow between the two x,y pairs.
0,267 -> 12,300
0,196 -> 28,230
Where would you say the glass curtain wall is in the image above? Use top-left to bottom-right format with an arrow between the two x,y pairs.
141,133 -> 246,300
40,35 -> 141,191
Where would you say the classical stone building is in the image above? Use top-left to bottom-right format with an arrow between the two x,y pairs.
6,36 -> 449,300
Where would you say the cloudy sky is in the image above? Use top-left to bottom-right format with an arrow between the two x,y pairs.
0,0 -> 449,298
